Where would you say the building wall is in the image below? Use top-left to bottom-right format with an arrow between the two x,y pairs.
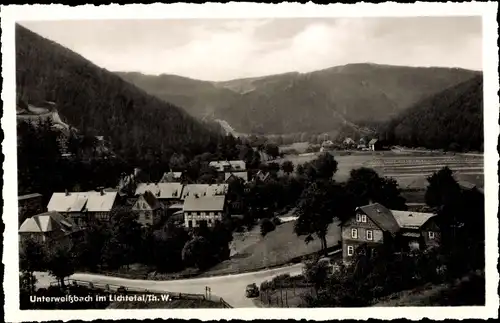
341,210 -> 384,261
421,219 -> 441,249
184,211 -> 223,228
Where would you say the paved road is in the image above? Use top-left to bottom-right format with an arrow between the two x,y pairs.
34,263 -> 304,308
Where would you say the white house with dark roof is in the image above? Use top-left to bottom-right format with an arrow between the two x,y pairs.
183,195 -> 226,228
47,190 -> 118,225
131,191 -> 164,226
135,182 -> 183,206
19,211 -> 79,246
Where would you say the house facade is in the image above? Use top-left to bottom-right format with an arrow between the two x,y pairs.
341,203 -> 438,264
131,191 -> 164,226
18,193 -> 44,226
47,190 -> 118,226
183,195 -> 226,229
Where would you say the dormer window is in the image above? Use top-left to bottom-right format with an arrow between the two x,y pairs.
361,214 -> 367,223
356,214 -> 362,222
428,232 -> 435,239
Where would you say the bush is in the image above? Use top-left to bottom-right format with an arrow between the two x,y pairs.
271,217 -> 282,226
260,218 -> 276,237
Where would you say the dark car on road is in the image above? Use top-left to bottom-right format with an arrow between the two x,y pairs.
245,283 -> 259,298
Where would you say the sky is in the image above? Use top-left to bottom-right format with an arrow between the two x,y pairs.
19,17 -> 482,81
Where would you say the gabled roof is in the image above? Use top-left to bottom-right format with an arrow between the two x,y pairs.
225,171 -> 248,182
369,139 -> 379,145
135,183 -> 183,199
181,184 -> 228,199
159,171 -> 183,183
356,203 -> 400,234
48,191 -> 118,213
183,195 -> 226,212
19,211 -> 76,234
18,193 -> 43,201
137,191 -> 163,210
391,210 -> 436,230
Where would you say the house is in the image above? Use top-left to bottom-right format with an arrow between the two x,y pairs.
225,171 -> 249,183
19,211 -> 79,247
135,182 -> 183,207
18,193 -> 44,226
343,137 -> 356,147
208,160 -> 246,172
358,137 -> 368,149
341,203 -> 439,264
183,195 -> 226,228
131,191 -> 164,227
159,171 -> 183,183
253,170 -> 271,183
369,139 -> 382,151
320,140 -> 335,152
47,190 -> 118,225
181,183 -> 228,200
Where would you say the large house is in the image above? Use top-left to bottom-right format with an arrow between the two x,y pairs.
183,195 -> 226,228
47,190 -> 118,225
341,203 -> 439,263
18,193 -> 44,226
135,182 -> 183,207
131,191 -> 164,226
19,211 -> 79,246
181,183 -> 228,200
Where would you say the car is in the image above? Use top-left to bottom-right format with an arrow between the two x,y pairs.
245,283 -> 260,298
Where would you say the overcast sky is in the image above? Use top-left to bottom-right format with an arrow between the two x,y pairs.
20,17 -> 482,81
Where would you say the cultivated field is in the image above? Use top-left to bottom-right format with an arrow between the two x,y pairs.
276,151 -> 484,190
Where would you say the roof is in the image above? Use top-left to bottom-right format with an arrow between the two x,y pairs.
159,171 -> 183,183
168,203 -> 184,210
19,193 -> 43,201
181,184 -> 228,199
391,210 -> 436,230
225,171 -> 248,182
19,212 -> 76,234
208,160 -> 246,171
135,183 -> 183,199
369,139 -> 379,145
47,191 -> 118,213
139,191 -> 163,210
356,203 -> 400,234
183,195 -> 226,212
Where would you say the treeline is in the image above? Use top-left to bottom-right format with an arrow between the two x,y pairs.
16,24 -> 221,160
376,75 -> 483,152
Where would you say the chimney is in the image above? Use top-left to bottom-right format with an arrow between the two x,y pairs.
100,188 -> 105,196
65,189 -> 69,196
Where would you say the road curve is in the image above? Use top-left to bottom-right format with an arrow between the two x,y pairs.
34,263 -> 304,308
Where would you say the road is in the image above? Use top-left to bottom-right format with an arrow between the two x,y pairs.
34,263 -> 304,308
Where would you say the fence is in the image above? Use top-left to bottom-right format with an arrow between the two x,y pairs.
259,282 -> 315,308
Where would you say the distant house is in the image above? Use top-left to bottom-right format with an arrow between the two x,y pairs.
208,160 -> 246,173
47,190 -> 118,226
135,182 -> 183,207
369,139 -> 381,151
341,203 -> 439,264
320,140 -> 335,152
358,137 -> 368,149
181,183 -> 228,200
225,171 -> 249,183
19,211 -> 79,246
18,193 -> 44,226
253,170 -> 271,183
183,195 -> 226,228
131,191 -> 164,226
159,171 -> 183,183
343,137 -> 356,147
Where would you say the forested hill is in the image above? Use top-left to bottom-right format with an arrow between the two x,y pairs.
379,75 -> 483,151
16,24 -> 219,159
117,64 -> 479,135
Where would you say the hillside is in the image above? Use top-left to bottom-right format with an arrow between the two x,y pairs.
16,24 -> 219,158
380,75 -> 483,151
117,64 -> 479,136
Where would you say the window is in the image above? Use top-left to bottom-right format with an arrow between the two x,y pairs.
428,232 -> 435,239
361,214 -> 367,223
351,228 -> 358,239
356,214 -> 362,222
145,212 -> 151,220
347,245 -> 354,256
187,220 -> 193,228
366,230 -> 373,241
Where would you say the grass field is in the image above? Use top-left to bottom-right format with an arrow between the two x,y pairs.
276,151 -> 484,190
203,220 -> 341,276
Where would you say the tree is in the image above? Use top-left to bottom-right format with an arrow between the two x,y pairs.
264,143 -> 280,159
46,242 -> 75,288
267,162 -> 281,177
281,160 -> 295,175
346,167 -> 407,210
260,218 -> 276,237
181,236 -> 215,270
303,257 -> 331,294
294,181 -> 352,254
19,238 -> 47,293
425,166 -> 461,209
312,153 -> 338,180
